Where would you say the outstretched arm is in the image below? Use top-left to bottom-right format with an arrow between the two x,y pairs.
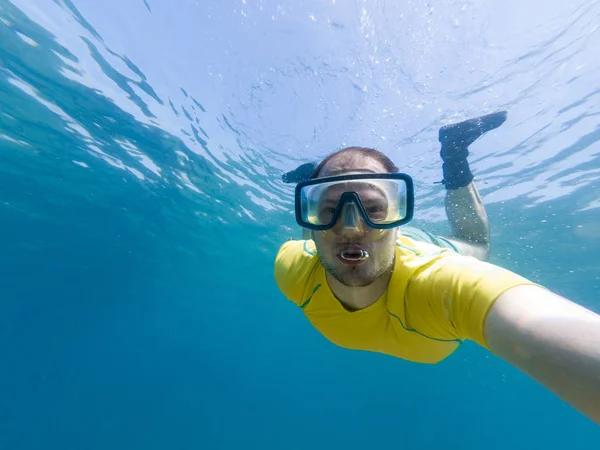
485,285 -> 600,424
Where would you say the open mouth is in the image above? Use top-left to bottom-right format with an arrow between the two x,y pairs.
337,246 -> 370,264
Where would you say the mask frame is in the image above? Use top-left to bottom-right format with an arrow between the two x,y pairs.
294,172 -> 414,231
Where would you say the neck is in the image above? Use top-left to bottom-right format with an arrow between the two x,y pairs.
326,265 -> 393,312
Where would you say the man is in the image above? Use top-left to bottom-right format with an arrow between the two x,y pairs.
283,111 -> 509,261
274,114 -> 600,424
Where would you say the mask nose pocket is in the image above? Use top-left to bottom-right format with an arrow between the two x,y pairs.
340,201 -> 361,231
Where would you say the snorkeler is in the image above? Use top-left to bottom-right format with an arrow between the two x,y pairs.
283,111 -> 508,261
275,117 -> 600,424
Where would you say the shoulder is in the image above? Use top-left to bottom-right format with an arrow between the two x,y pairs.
395,234 -> 455,265
399,226 -> 461,253
403,249 -> 535,347
398,237 -> 520,284
274,239 -> 319,305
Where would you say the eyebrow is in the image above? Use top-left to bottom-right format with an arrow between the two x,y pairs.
320,191 -> 388,204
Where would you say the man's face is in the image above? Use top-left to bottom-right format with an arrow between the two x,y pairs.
311,155 -> 397,287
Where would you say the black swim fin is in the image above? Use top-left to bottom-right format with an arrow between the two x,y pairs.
439,110 -> 507,158
282,161 -> 318,184
437,111 -> 507,189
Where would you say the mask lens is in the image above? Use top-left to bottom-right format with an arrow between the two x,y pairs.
299,176 -> 409,228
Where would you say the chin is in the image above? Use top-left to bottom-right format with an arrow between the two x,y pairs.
334,264 -> 380,287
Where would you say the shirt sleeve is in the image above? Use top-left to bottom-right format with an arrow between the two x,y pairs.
404,254 -> 540,349
273,239 -> 318,306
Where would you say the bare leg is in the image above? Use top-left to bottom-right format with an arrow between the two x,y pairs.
443,182 -> 490,260
436,111 -> 507,260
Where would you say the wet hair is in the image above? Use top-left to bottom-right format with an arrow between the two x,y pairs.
310,146 -> 399,179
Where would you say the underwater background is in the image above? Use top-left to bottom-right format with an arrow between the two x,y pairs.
1,0 -> 599,448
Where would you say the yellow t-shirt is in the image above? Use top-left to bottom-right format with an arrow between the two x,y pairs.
274,236 -> 535,364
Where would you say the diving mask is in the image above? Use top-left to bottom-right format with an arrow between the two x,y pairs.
294,173 -> 414,231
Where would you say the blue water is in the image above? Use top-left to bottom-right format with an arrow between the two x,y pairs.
1,0 -> 599,448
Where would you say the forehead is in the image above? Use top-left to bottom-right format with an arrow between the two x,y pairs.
319,154 -> 387,177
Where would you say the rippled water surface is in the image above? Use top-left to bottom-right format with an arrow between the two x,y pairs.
1,0 -> 599,449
